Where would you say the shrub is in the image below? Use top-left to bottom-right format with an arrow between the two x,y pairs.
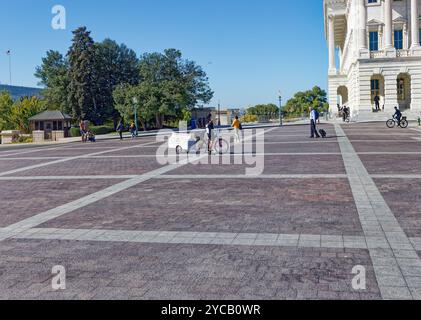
15,136 -> 33,144
69,127 -> 81,137
240,114 -> 258,123
90,126 -> 115,135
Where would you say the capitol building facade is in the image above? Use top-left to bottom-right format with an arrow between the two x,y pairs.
324,0 -> 421,117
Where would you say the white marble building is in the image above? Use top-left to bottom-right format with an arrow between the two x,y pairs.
324,0 -> 421,117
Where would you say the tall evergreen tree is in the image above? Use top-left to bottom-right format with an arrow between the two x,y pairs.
35,50 -> 70,113
94,39 -> 139,125
67,27 -> 97,122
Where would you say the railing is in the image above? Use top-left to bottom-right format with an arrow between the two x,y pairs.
370,49 -> 411,59
397,49 -> 410,57
370,50 -> 385,59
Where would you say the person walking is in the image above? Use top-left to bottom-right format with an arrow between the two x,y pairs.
309,107 -> 320,139
130,121 -> 136,139
231,116 -> 241,142
206,118 -> 214,154
79,120 -> 87,143
116,121 -> 125,140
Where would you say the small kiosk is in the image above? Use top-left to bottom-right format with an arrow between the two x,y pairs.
29,111 -> 72,141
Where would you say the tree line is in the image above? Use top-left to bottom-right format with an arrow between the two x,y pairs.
242,87 -> 328,122
282,86 -> 329,117
34,26 -> 213,129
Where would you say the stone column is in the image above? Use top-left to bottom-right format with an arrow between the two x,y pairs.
328,15 -> 337,74
358,0 -> 369,58
384,0 -> 393,48
411,0 -> 421,54
384,0 -> 397,57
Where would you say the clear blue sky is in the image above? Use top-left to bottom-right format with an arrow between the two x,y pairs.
0,0 -> 328,108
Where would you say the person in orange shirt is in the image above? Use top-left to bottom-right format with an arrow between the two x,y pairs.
232,116 -> 242,142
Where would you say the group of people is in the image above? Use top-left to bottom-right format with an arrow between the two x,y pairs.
203,115 -> 242,154
79,120 -> 96,143
115,121 -> 138,140
337,104 -> 350,122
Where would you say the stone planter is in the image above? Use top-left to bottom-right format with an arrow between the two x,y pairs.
0,130 -> 21,144
32,130 -> 45,143
52,130 -> 65,141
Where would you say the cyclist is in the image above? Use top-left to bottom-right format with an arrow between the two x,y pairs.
393,106 -> 402,125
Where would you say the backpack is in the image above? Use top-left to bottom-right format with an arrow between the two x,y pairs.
315,110 -> 320,120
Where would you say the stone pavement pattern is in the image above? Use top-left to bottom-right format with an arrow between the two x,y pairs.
0,123 -> 420,300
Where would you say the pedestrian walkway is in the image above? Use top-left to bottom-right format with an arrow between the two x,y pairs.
0,123 -> 420,300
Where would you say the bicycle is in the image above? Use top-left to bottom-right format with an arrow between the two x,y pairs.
386,116 -> 408,129
174,129 -> 230,155
205,129 -> 230,154
343,115 -> 350,123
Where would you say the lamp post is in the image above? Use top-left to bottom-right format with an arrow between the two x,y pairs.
133,97 -> 139,136
6,50 -> 12,85
218,100 -> 221,127
278,91 -> 283,126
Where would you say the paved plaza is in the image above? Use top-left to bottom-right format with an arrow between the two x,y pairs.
0,123 -> 421,300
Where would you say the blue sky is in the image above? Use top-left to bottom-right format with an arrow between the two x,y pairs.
0,0 -> 328,108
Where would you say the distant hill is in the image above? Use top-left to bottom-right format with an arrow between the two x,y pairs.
0,84 -> 42,100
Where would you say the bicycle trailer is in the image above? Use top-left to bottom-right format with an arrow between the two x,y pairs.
168,131 -> 205,154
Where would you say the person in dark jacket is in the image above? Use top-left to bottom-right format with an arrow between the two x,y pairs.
374,95 -> 380,111
116,121 -> 125,140
206,119 -> 214,154
393,107 -> 402,124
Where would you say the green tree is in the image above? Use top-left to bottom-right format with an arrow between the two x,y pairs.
9,97 -> 46,133
114,49 -> 213,129
67,27 -> 97,123
34,50 -> 70,113
284,86 -> 328,118
246,103 -> 279,122
0,91 -> 14,131
93,39 -> 140,126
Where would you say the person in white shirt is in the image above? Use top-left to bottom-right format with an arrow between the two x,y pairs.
309,107 -> 320,139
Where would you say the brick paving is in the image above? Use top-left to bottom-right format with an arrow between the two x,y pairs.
38,178 -> 362,235
0,123 -> 420,300
360,154 -> 421,175
374,179 -> 421,238
0,159 -> 52,173
10,158 -> 165,177
0,180 -> 122,227
0,239 -> 380,300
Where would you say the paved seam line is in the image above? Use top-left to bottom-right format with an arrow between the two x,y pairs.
4,226 -> 421,251
0,174 -> 348,181
10,228 -> 368,249
154,174 -> 347,179
3,174 -> 421,181
335,124 -> 421,300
